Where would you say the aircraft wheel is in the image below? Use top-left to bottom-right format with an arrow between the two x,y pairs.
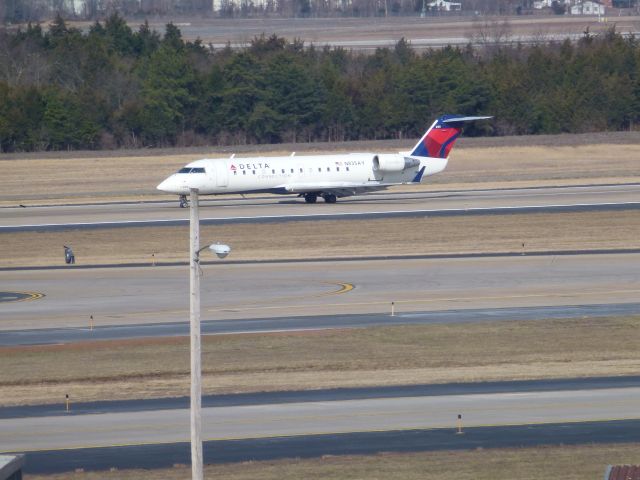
304,193 -> 318,204
179,195 -> 188,208
324,193 -> 337,204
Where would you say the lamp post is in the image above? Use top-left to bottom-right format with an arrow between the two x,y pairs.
189,188 -> 231,480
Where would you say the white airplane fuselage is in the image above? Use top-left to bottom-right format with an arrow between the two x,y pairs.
158,153 -> 447,196
157,115 -> 491,203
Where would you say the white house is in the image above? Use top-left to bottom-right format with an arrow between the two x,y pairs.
533,0 -> 571,9
65,0 -> 87,15
533,0 -> 552,8
570,0 -> 605,14
427,0 -> 461,10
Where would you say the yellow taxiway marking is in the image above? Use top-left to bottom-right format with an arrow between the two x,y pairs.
14,281 -> 353,325
206,288 -> 640,314
205,281 -> 354,312
14,287 -> 640,325
0,291 -> 45,303
317,282 -> 355,297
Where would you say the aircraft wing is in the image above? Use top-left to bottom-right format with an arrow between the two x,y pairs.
278,182 -> 388,198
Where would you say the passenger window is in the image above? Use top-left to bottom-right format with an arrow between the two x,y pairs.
346,167 -> 350,171
252,170 -> 256,175
318,167 -> 322,172
326,167 -> 330,172
299,168 -> 303,173
337,167 -> 340,172
282,169 -> 285,174
243,170 -> 246,175
233,171 -> 237,175
272,169 -> 275,174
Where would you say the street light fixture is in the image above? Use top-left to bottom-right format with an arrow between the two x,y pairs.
189,188 -> 231,480
198,243 -> 231,260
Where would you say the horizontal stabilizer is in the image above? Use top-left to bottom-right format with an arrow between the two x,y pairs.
441,115 -> 493,123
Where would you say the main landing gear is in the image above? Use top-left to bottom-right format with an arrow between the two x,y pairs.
303,193 -> 337,204
179,195 -> 188,208
322,193 -> 337,204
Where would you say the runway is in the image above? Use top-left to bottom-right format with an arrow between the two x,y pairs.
2,378 -> 639,473
173,16 -> 640,48
2,253 -> 639,331
4,386 -> 639,451
2,302 -> 639,346
1,184 -> 639,231
3,376 -> 639,419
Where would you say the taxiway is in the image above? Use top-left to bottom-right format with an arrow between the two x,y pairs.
2,378 -> 640,473
1,184 -> 639,231
2,253 -> 639,331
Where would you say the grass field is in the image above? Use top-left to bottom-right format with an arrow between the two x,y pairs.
2,316 -> 639,406
1,140 -> 640,205
26,443 -> 640,480
1,210 -> 638,268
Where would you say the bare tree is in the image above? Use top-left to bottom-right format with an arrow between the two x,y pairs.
466,17 -> 512,50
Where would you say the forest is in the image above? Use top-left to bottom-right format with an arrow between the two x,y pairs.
0,14 -> 639,152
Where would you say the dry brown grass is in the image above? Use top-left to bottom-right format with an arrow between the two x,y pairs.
1,143 -> 639,205
1,210 -> 637,268
26,443 -> 640,480
2,316 -> 639,406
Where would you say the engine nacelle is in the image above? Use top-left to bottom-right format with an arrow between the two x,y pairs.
372,154 -> 420,172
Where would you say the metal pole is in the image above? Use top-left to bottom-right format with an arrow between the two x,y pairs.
189,188 -> 203,480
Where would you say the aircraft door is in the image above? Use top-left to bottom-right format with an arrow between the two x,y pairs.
215,161 -> 229,187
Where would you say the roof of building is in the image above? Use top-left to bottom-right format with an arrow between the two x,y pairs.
606,465 -> 640,480
0,455 -> 26,480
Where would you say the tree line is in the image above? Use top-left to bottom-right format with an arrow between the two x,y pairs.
0,14 -> 639,152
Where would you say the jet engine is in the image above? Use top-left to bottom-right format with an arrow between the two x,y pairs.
372,155 -> 420,172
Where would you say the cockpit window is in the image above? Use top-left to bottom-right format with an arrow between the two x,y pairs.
178,167 -> 192,173
192,167 -> 205,173
177,167 -> 206,174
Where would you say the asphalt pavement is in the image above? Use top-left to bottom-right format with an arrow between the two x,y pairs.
1,302 -> 639,346
2,184 -> 639,231
22,419 -> 640,474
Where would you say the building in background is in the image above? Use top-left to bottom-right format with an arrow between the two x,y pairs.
570,0 -> 605,13
426,0 -> 462,10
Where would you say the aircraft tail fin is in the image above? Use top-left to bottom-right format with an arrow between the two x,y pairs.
409,115 -> 492,159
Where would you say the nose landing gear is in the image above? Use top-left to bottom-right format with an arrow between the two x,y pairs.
179,195 -> 188,208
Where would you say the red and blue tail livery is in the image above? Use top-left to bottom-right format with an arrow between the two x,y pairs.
410,115 -> 492,159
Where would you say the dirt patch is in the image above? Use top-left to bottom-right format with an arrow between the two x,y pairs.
1,316 -> 639,406
1,210 -> 637,268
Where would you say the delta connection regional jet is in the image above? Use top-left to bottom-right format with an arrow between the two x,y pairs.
157,115 -> 491,206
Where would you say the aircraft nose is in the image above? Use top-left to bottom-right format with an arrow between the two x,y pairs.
157,173 -> 197,194
157,176 -> 177,193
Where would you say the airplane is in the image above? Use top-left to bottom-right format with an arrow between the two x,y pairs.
157,114 -> 491,206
